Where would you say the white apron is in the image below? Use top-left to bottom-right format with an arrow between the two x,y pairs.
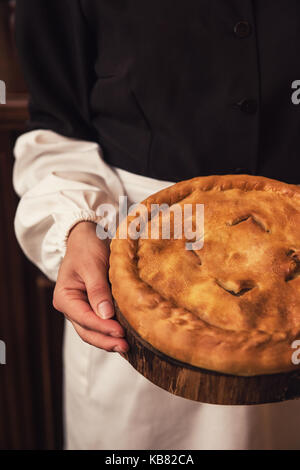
63,168 -> 300,450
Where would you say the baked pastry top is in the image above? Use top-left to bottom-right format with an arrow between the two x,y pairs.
109,175 -> 300,376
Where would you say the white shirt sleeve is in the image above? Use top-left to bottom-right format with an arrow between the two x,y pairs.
13,129 -> 125,282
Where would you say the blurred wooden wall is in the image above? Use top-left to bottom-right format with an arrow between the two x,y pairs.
0,0 -> 64,450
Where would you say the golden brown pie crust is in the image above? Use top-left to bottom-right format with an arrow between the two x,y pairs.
109,175 -> 300,376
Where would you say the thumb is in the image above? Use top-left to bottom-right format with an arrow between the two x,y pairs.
84,262 -> 115,320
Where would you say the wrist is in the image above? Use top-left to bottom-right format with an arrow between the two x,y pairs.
67,220 -> 97,244
67,220 -> 111,253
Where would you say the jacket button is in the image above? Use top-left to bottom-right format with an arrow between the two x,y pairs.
234,21 -> 252,38
235,98 -> 257,114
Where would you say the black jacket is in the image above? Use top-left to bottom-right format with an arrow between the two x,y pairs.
16,0 -> 300,183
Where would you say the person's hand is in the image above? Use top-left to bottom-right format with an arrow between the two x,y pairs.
53,221 -> 129,353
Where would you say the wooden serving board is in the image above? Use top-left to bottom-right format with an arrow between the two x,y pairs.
114,302 -> 300,406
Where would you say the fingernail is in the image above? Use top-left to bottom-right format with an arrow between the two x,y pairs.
113,346 -> 126,353
111,331 -> 124,338
97,301 -> 114,319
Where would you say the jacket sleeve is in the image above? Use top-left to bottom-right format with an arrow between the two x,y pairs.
13,130 -> 125,282
15,0 -> 97,141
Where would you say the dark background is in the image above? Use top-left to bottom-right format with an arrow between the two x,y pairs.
0,0 -> 64,450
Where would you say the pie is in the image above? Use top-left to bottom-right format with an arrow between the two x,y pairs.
109,175 -> 300,376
